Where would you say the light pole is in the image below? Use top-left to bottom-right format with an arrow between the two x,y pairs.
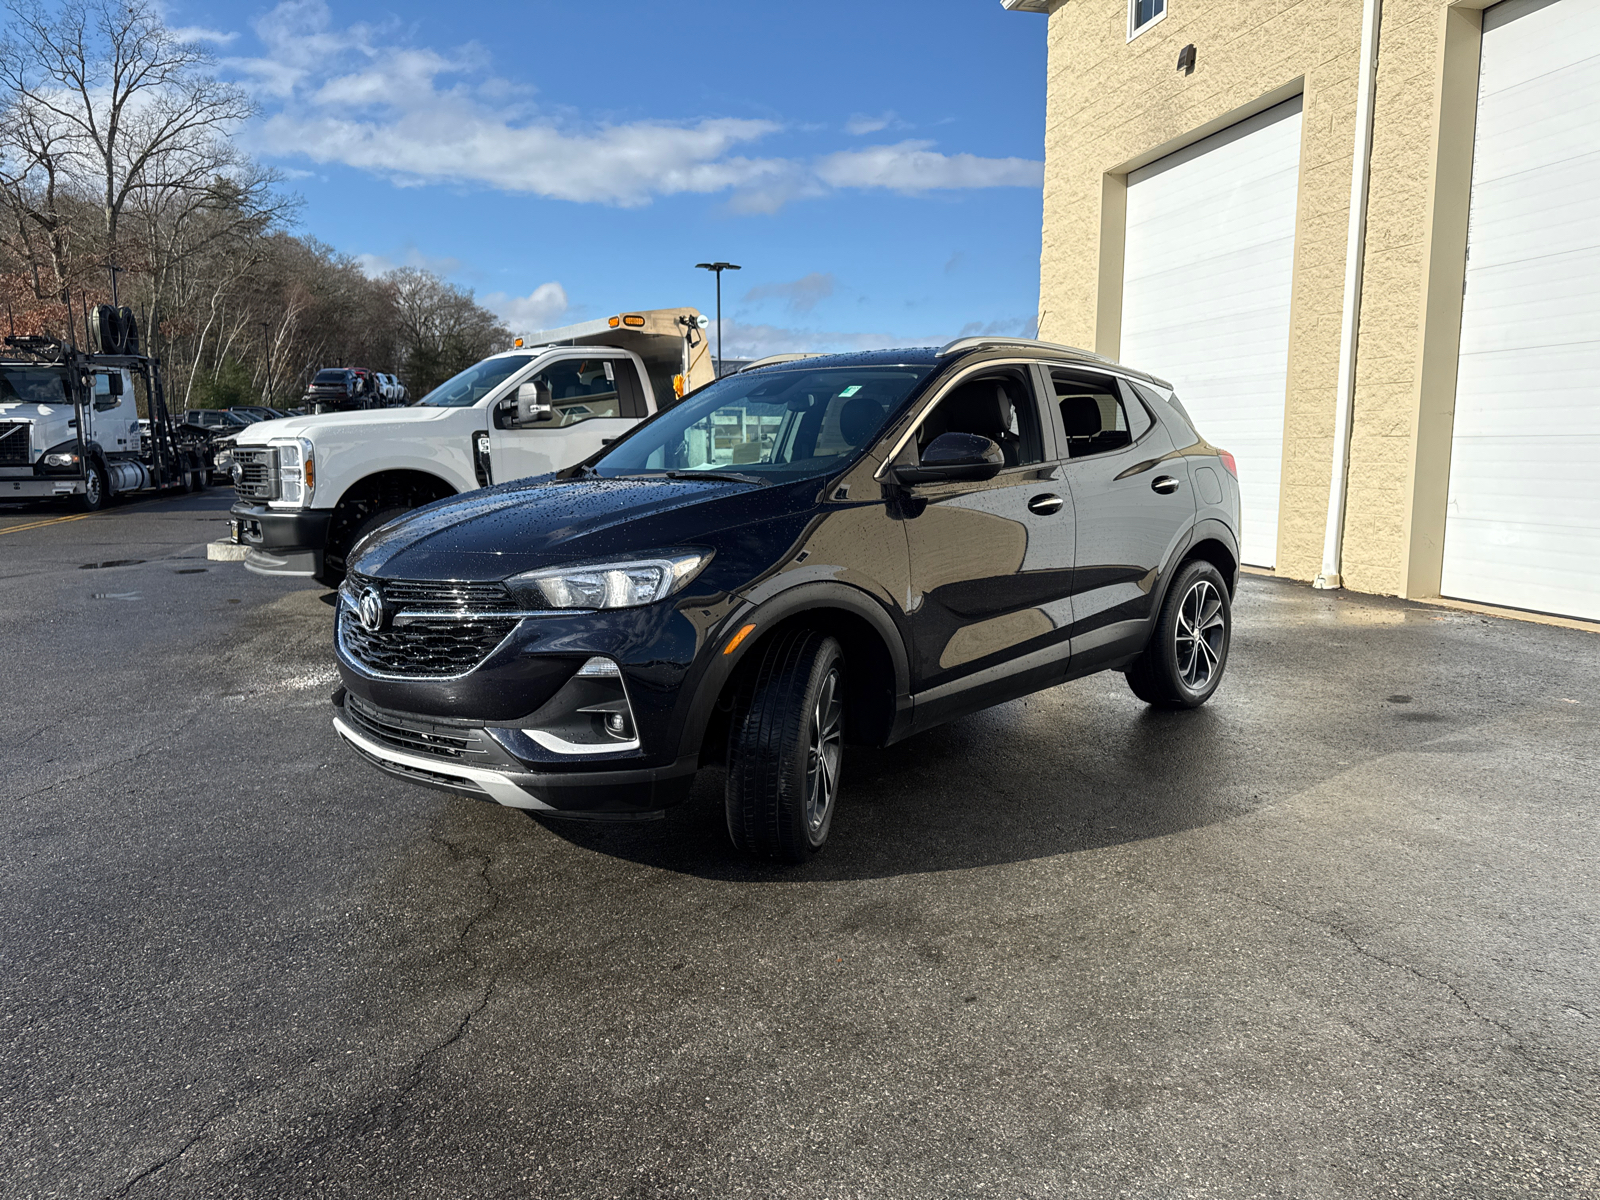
694,261 -> 740,377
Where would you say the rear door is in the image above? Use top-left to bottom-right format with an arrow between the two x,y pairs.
1044,365 -> 1194,666
901,363 -> 1076,725
489,354 -> 646,481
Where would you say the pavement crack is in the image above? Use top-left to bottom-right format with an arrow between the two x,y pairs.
102,1107 -> 227,1199
4,739 -> 170,806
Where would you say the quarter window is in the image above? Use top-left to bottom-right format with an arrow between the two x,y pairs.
1129,0 -> 1166,39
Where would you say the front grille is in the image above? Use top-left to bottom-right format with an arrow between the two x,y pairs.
232,447 -> 275,500
0,422 -> 28,465
344,694 -> 486,760
346,572 -> 519,613
338,607 -> 518,678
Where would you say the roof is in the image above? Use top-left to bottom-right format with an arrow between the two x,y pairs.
735,338 -> 1173,389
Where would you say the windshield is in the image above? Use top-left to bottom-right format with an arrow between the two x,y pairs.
414,354 -> 534,408
594,365 -> 932,482
0,367 -> 69,404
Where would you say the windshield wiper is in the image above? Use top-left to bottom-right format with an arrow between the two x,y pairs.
664,469 -> 766,485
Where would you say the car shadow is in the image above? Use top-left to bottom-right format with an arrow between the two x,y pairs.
528,683 -> 1252,882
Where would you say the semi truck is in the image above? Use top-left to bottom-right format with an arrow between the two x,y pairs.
227,306 -> 715,586
0,318 -> 209,510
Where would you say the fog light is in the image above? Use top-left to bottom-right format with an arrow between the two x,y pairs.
500,658 -> 639,754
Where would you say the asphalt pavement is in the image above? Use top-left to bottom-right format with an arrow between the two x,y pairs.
1,491 -> 1596,1199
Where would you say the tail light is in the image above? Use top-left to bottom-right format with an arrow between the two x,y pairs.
1218,450 -> 1237,477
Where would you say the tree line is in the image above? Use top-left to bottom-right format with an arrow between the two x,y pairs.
0,0 -> 511,410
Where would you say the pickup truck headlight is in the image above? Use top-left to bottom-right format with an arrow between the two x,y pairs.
270,437 -> 315,507
508,551 -> 711,610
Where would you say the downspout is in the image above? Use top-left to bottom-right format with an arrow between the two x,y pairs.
1315,0 -> 1383,590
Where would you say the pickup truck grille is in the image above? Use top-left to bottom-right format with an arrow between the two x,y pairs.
344,694 -> 488,760
0,422 -> 28,465
232,447 -> 275,500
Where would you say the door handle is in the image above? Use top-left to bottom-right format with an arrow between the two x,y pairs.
1151,475 -> 1180,495
1028,493 -> 1064,515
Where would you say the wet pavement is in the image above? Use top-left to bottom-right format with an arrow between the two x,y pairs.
1,492 -> 1596,1198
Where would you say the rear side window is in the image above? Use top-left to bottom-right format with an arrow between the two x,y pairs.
1049,368 -> 1146,457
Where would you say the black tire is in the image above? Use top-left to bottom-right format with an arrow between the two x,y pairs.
1126,559 -> 1232,709
77,462 -> 108,512
189,453 -> 208,491
317,503 -> 410,587
725,629 -> 845,863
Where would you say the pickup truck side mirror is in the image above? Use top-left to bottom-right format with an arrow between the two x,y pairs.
512,380 -> 553,427
892,431 -> 1005,485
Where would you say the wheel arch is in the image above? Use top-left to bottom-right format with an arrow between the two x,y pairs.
324,468 -> 459,575
683,581 -> 912,763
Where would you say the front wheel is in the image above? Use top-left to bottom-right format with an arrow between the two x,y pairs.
726,630 -> 845,862
1126,559 -> 1232,709
77,462 -> 107,512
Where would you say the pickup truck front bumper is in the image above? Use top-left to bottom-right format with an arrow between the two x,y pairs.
229,501 -> 331,577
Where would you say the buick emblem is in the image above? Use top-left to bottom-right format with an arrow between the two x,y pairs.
357,587 -> 388,633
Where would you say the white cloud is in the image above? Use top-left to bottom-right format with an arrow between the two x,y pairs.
817,141 -> 1045,192
227,1 -> 1041,211
354,246 -> 463,279
483,283 -> 570,332
742,272 -> 835,315
955,316 -> 1040,339
845,111 -> 898,136
170,25 -> 239,45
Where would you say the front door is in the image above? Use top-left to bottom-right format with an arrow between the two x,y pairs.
900,364 -> 1076,726
488,355 -> 645,482
1045,365 -> 1194,666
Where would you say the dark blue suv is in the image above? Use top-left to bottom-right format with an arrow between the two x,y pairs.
331,338 -> 1241,861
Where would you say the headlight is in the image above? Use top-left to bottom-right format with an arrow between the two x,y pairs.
42,452 -> 79,468
270,437 -> 315,506
509,551 -> 711,610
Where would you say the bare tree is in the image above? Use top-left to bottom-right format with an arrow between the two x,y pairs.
0,0 -> 255,266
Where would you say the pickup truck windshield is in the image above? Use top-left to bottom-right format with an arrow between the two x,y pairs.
414,355 -> 534,408
594,365 -> 932,483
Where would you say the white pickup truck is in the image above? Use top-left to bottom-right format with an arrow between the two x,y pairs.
228,307 -> 714,585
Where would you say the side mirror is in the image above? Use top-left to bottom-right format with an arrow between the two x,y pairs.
514,380 -> 553,426
893,431 -> 1005,485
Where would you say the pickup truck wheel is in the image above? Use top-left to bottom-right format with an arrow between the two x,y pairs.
725,630 -> 845,862
320,504 -> 410,587
77,462 -> 107,511
1126,559 -> 1231,709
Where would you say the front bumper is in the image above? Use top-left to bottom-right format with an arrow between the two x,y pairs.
331,691 -> 697,814
230,501 -> 331,577
1,476 -> 82,498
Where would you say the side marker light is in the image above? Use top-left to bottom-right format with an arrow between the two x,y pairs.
724,623 -> 756,655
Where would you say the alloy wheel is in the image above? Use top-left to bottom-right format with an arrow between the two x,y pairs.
1175,579 -> 1226,689
805,667 -> 843,836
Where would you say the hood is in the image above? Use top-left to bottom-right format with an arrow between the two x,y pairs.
350,474 -> 818,582
231,405 -> 452,444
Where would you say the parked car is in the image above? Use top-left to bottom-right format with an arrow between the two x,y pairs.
230,405 -> 288,422
304,368 -> 363,413
329,337 -> 1241,861
183,408 -> 258,431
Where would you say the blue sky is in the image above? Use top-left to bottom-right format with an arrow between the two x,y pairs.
170,0 -> 1048,357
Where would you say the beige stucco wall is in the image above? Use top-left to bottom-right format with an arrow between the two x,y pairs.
1036,0 -> 1477,595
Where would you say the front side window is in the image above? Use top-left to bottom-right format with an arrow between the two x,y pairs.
915,368 -> 1045,468
1129,0 -> 1166,38
1051,369 -> 1150,457
498,357 -> 640,430
595,365 -> 932,482
415,354 -> 534,408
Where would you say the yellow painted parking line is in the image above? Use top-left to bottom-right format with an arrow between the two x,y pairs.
0,496 -> 170,536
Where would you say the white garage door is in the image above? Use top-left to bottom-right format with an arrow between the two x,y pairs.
1121,97 -> 1303,569
1441,0 -> 1600,621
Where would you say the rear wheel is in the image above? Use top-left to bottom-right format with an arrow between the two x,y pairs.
726,630 -> 845,862
1126,559 -> 1231,709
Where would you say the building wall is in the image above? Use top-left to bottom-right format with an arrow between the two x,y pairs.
1036,0 -> 1483,596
